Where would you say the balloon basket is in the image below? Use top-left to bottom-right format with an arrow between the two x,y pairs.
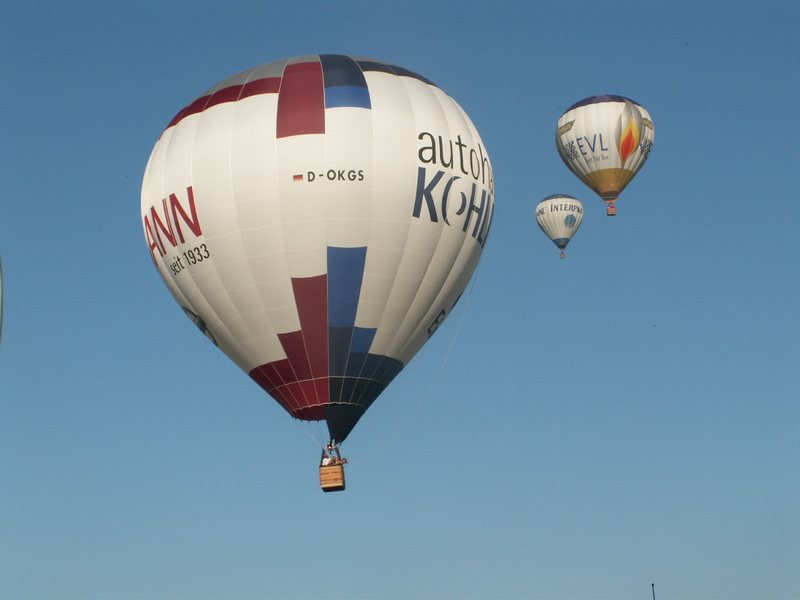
606,204 -> 617,217
320,464 -> 346,492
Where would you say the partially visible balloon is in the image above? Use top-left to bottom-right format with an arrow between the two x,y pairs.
535,195 -> 583,259
0,256 -> 3,344
141,55 -> 495,446
556,95 -> 654,216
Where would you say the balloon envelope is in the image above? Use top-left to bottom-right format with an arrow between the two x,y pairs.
141,55 -> 494,443
0,257 -> 3,344
535,195 -> 583,257
555,95 -> 654,213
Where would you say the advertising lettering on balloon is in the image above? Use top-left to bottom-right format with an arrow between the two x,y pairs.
414,131 -> 494,247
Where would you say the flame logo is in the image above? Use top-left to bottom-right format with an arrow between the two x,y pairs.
618,102 -> 641,164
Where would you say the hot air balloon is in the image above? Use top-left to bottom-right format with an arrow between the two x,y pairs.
0,256 -> 4,345
140,55 -> 494,491
556,95 -> 654,216
535,195 -> 583,259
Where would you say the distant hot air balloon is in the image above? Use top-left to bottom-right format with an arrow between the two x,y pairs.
140,55 -> 495,490
556,95 -> 654,216
535,195 -> 583,259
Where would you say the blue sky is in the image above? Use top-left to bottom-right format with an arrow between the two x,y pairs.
1,1 -> 798,598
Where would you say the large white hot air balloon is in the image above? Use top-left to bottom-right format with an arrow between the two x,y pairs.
535,195 -> 583,259
140,55 -> 495,489
556,95 -> 654,216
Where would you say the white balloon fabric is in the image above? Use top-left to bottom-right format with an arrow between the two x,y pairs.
535,195 -> 583,259
141,55 -> 495,443
556,95 -> 654,215
0,256 -> 3,344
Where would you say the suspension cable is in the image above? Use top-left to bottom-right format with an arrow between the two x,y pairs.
349,265 -> 482,465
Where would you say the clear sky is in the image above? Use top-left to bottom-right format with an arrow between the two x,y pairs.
1,1 -> 798,599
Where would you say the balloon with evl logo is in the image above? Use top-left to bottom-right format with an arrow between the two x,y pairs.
556,95 -> 654,216
140,55 -> 495,490
535,195 -> 584,259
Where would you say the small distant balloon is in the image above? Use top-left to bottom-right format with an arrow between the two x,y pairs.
556,95 -> 654,216
535,195 -> 583,259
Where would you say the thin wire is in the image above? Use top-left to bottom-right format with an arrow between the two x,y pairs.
297,416 -> 326,450
350,264 -> 483,465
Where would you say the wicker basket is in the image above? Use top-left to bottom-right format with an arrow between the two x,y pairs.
319,464 -> 346,492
